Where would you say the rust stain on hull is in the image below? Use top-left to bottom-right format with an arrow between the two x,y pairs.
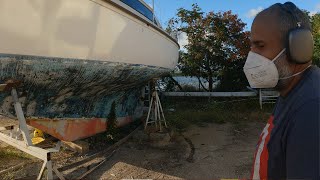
27,117 -> 133,141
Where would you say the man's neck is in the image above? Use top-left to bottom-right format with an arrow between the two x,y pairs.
279,63 -> 312,97
279,75 -> 303,97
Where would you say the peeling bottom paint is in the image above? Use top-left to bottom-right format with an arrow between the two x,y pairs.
27,116 -> 134,141
0,54 -> 170,140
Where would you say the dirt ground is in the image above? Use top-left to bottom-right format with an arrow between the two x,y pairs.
0,115 -> 265,179
90,122 -> 265,180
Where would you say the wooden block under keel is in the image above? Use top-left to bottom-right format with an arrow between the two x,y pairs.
62,140 -> 90,154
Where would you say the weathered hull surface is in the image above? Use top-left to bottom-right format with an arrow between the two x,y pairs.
0,0 -> 179,141
0,55 -> 169,141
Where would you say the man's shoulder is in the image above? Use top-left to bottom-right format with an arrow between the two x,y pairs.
308,65 -> 320,78
278,66 -> 320,115
300,66 -> 320,99
289,66 -> 320,118
308,65 -> 320,79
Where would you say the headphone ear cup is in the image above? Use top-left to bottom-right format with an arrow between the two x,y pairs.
288,29 -> 314,64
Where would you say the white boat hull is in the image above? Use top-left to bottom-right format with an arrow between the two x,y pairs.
0,0 -> 179,141
0,0 -> 179,69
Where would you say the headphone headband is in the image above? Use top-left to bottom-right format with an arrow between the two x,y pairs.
279,3 -> 301,28
278,2 -> 314,64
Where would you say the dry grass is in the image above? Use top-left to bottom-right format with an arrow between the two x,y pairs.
0,146 -> 32,159
163,97 -> 274,131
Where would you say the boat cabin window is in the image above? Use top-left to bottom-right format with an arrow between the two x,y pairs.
120,0 -> 154,22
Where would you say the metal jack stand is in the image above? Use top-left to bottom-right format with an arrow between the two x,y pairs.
0,81 -> 64,180
144,80 -> 167,132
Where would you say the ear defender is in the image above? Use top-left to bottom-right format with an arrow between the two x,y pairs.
288,28 -> 314,64
281,2 -> 314,64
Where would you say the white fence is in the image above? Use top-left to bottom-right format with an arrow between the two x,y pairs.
162,92 -> 257,97
259,89 -> 279,109
162,90 -> 279,109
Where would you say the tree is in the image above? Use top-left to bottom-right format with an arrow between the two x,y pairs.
159,74 -> 183,91
169,4 -> 250,91
311,13 -> 320,66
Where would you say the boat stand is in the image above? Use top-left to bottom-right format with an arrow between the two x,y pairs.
144,80 -> 167,132
0,81 -> 64,180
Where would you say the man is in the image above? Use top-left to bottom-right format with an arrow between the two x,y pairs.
243,2 -> 320,179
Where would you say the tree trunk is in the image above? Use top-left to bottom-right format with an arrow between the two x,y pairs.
197,77 -> 209,91
208,65 -> 213,92
208,75 -> 213,92
168,75 -> 183,91
205,55 -> 213,92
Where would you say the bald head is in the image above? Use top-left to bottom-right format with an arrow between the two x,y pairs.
255,2 -> 311,48
250,2 -> 312,61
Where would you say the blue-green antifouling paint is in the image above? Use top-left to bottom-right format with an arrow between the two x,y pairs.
0,55 -> 170,119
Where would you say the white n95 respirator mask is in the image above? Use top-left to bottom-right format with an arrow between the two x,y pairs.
243,49 -> 286,88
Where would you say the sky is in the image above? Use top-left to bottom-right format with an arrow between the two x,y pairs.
143,0 -> 320,47
144,0 -> 320,28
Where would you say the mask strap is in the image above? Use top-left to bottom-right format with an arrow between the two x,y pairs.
272,49 -> 286,62
279,65 -> 312,80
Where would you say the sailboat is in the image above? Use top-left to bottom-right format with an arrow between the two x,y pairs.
0,0 -> 179,141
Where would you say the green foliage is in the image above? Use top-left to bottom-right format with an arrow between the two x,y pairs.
159,74 -> 183,92
169,4 -> 250,91
311,13 -> 320,66
160,76 -> 176,92
180,84 -> 201,92
215,60 -> 248,91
